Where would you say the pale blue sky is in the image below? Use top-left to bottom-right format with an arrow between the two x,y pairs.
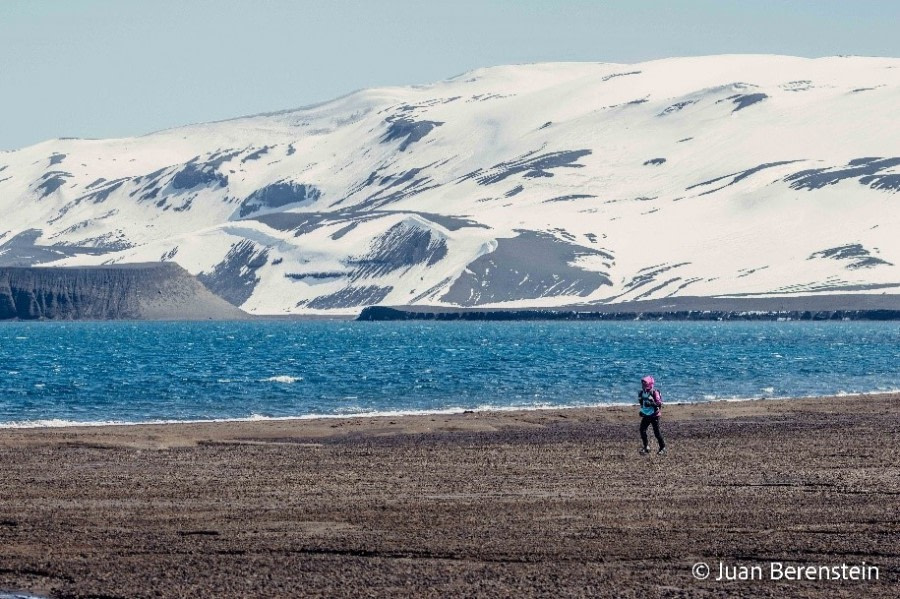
2,0 -> 898,150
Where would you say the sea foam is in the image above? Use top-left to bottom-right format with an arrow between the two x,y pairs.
264,375 -> 302,384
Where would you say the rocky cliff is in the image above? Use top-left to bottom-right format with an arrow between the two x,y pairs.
0,263 -> 248,320
358,294 -> 900,321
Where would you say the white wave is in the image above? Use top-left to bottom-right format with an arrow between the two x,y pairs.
0,401 -> 632,429
263,375 -> 302,384
0,418 -> 135,429
4,390 -> 900,430
676,387 -> 900,404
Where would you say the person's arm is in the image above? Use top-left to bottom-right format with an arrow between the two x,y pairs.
654,389 -> 663,407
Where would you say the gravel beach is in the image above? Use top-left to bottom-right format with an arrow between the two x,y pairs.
1,395 -> 898,598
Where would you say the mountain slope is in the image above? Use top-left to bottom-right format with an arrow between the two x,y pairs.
1,55 -> 899,315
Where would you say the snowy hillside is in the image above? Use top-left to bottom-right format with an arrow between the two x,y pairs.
1,55 -> 899,315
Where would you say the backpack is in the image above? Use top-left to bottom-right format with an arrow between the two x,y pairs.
639,389 -> 660,416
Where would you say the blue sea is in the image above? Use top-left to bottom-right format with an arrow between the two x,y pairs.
0,321 -> 898,427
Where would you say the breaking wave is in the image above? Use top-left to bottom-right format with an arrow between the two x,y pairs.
263,375 -> 303,384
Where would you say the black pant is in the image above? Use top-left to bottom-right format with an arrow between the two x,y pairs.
640,416 -> 665,450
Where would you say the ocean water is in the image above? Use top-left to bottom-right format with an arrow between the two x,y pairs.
0,321 -> 898,427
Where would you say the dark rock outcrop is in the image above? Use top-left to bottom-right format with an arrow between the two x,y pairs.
358,294 -> 900,321
0,263 -> 248,320
238,182 -> 321,217
359,306 -> 900,322
440,231 -> 612,306
197,241 -> 269,307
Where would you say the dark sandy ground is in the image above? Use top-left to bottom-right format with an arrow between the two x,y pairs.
1,395 -> 898,598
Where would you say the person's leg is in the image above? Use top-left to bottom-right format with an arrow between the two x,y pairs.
651,417 -> 665,450
639,417 -> 650,449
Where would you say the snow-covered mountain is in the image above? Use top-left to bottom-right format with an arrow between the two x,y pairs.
1,55 -> 899,315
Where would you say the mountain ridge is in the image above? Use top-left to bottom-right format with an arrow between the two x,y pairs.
1,55 -> 898,315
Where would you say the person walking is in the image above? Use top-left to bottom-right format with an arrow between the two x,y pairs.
638,375 -> 666,455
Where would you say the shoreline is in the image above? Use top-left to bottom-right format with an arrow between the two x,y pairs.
1,393 -> 897,597
2,389 -> 899,431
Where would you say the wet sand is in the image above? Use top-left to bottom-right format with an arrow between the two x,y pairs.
1,395 -> 898,598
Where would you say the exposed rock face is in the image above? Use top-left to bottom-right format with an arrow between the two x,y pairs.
0,263 -> 248,320
358,294 -> 900,321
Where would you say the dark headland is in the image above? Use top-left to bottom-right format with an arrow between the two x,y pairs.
0,264 -> 247,321
358,294 -> 900,321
